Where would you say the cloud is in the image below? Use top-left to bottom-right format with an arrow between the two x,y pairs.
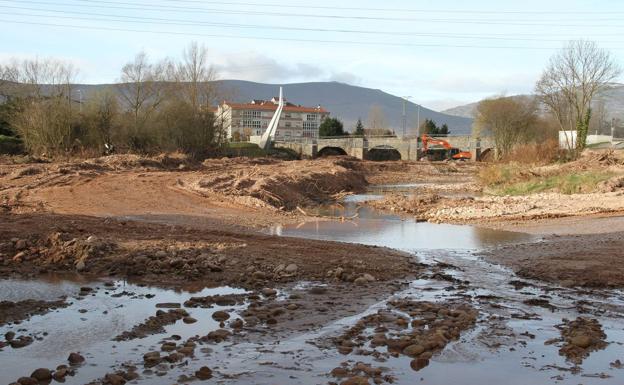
327,71 -> 362,85
214,51 -> 324,83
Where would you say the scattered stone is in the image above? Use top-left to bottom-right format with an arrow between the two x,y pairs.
410,358 -> 429,371
331,367 -> 350,378
30,368 -> 52,381
212,311 -> 230,322
9,336 -> 33,348
195,366 -> 213,380
75,260 -> 86,271
52,368 -> 68,381
230,318 -> 244,329
68,352 -> 85,365
104,373 -> 126,385
183,316 -> 197,324
16,377 -> 38,385
284,264 -> 298,274
403,344 -> 425,357
340,376 -> 370,385
262,288 -> 277,297
155,303 -> 181,309
204,329 -> 231,343
143,351 -> 162,367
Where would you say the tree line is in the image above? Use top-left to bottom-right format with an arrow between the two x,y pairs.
0,42 -> 224,158
474,40 -> 621,159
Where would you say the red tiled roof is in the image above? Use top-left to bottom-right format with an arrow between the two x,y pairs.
223,102 -> 328,114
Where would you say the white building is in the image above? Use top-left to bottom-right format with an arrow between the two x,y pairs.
216,98 -> 329,141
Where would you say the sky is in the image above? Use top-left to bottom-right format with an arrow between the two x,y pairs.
2,0 -> 624,111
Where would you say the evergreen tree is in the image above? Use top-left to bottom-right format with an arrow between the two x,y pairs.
354,118 -> 365,136
319,117 -> 346,137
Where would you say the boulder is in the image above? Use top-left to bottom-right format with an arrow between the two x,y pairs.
68,352 -> 85,365
195,366 -> 213,380
212,311 -> 230,322
30,368 -> 52,381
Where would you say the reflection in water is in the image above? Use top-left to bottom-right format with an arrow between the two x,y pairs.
270,199 -> 533,251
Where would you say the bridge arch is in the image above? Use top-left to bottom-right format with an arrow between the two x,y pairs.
317,146 -> 348,157
366,145 -> 402,161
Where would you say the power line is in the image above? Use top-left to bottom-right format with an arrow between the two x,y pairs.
155,0 -> 624,15
3,18 -> 598,50
3,0 -> 624,26
5,7 -> 624,43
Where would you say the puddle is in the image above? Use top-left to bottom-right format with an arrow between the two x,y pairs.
0,279 -> 247,384
269,195 -> 533,251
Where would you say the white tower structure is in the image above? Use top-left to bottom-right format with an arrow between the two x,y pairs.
258,87 -> 284,150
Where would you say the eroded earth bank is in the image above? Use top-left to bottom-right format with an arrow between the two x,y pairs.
2,153 -> 624,385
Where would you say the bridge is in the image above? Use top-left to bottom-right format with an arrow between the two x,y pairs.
273,136 -> 495,161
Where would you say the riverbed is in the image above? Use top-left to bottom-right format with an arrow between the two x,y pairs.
2,185 -> 623,384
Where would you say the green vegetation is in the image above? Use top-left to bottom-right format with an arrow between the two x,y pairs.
0,43 -> 225,159
353,119 -> 365,136
0,134 -> 23,154
319,117 -> 346,137
480,163 -> 615,195
420,119 -> 449,136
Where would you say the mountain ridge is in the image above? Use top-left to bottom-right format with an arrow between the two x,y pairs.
70,80 -> 474,136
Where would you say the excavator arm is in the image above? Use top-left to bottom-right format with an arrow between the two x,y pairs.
420,134 -> 471,161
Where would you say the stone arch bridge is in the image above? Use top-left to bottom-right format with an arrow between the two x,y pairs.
274,136 -> 495,161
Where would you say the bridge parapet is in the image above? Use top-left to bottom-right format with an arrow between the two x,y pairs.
273,135 -> 495,161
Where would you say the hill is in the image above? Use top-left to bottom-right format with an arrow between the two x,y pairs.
71,80 -> 474,136
442,84 -> 624,120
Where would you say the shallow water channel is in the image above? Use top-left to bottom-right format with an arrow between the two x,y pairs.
2,186 -> 624,384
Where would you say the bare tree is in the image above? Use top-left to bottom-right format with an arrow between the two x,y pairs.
176,42 -> 217,110
474,96 -> 539,158
117,52 -> 169,145
4,57 -> 79,155
367,105 -> 387,135
536,40 -> 621,151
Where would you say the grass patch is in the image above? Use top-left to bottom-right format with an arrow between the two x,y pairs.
479,162 -> 617,195
492,171 -> 615,195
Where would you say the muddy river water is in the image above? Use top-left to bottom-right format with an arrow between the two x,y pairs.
2,186 -> 624,384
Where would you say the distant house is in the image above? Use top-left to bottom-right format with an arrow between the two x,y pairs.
216,98 -> 329,141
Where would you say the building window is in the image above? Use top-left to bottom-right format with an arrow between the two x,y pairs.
242,110 -> 262,118
303,121 -> 318,138
285,113 -> 292,118
306,114 -> 317,121
285,122 -> 291,127
241,120 -> 262,129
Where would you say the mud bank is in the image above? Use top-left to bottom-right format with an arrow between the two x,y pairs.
0,212 -> 417,288
482,231 -> 624,288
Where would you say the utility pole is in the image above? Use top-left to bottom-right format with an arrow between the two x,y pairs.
401,96 -> 412,138
415,103 -> 421,138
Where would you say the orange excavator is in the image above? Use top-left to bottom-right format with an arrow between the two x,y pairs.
420,134 -> 472,161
